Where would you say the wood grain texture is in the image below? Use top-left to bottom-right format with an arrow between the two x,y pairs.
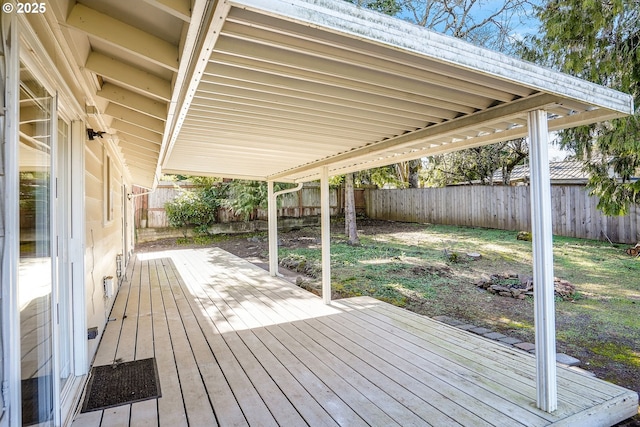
75,248 -> 638,426
366,187 -> 640,244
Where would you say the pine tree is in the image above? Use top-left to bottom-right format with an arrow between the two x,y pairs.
529,0 -> 640,215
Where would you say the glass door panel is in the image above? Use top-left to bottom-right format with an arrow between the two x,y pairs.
19,67 -> 54,426
57,118 -> 72,396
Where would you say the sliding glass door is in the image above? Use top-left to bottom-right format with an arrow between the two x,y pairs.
19,67 -> 54,426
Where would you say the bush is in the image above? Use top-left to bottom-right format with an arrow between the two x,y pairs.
165,182 -> 226,233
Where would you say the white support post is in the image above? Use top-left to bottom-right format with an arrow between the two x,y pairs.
320,166 -> 332,304
528,109 -> 558,412
267,181 -> 278,276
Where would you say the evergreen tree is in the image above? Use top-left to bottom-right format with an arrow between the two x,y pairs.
528,0 -> 639,215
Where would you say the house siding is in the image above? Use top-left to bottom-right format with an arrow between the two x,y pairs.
84,140 -> 130,359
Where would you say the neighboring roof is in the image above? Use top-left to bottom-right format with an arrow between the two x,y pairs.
55,0 -> 634,187
494,161 -> 590,184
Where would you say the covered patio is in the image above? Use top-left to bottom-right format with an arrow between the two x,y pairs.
58,0 -> 637,422
71,249 -> 637,426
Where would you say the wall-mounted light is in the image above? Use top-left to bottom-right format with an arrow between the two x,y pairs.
87,128 -> 105,140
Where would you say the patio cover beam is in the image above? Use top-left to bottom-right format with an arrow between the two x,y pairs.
267,93 -> 561,181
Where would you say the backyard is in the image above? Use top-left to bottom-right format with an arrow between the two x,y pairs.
136,219 -> 640,417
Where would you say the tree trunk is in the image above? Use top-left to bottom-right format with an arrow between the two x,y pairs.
344,173 -> 360,245
408,159 -> 421,188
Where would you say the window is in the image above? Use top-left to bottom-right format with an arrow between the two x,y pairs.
104,151 -> 113,223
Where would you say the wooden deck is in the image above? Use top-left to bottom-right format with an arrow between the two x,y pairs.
72,248 -> 638,427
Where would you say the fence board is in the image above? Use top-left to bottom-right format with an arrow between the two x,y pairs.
137,182 -> 639,244
365,186 -> 640,244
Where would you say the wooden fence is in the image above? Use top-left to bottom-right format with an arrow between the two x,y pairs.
135,182 -> 366,228
365,186 -> 640,244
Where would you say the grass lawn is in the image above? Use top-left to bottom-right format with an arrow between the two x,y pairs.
276,220 -> 640,396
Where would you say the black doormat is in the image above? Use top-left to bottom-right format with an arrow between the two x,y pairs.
81,358 -> 161,412
22,376 -> 53,426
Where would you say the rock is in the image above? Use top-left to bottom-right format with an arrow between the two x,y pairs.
514,342 -> 536,351
556,353 -> 581,366
477,271 -> 575,300
517,231 -> 532,241
466,252 -> 482,260
490,285 -> 511,293
469,327 -> 492,335
484,332 -> 507,340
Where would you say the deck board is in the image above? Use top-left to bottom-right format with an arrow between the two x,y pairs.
72,248 -> 638,427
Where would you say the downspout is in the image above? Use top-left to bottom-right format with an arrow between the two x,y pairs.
267,182 -> 303,277
128,189 -> 155,230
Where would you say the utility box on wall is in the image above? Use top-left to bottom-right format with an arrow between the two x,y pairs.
103,276 -> 114,299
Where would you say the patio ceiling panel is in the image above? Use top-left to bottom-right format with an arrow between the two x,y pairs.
161,0 -> 633,183
58,0 -> 210,188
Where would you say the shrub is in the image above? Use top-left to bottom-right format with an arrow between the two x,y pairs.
165,182 -> 226,233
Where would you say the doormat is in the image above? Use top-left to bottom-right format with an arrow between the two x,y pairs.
22,376 -> 53,426
81,358 -> 161,412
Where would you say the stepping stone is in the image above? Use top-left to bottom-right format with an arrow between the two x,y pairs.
433,316 -> 463,326
469,327 -> 492,335
483,332 -> 507,340
456,324 -> 476,331
498,337 -> 522,345
514,342 -> 536,352
556,353 -> 581,366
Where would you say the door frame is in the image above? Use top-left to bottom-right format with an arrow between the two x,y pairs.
11,14 -> 87,427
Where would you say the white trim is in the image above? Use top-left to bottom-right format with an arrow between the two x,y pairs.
51,93 -> 61,426
2,11 -> 20,427
528,110 -> 558,412
70,120 -> 87,373
320,166 -> 331,305
160,0 -> 231,182
230,0 -> 633,115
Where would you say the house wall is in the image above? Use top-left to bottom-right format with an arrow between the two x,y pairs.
0,8 -> 136,426
83,138 -> 130,358
21,7 -> 136,364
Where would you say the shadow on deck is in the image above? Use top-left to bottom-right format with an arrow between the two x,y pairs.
72,248 -> 638,426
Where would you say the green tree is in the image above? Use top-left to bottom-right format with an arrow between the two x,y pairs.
424,139 -> 528,186
528,0 -> 639,215
223,180 -> 297,221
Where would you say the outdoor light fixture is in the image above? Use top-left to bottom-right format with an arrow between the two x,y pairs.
87,128 -> 105,140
